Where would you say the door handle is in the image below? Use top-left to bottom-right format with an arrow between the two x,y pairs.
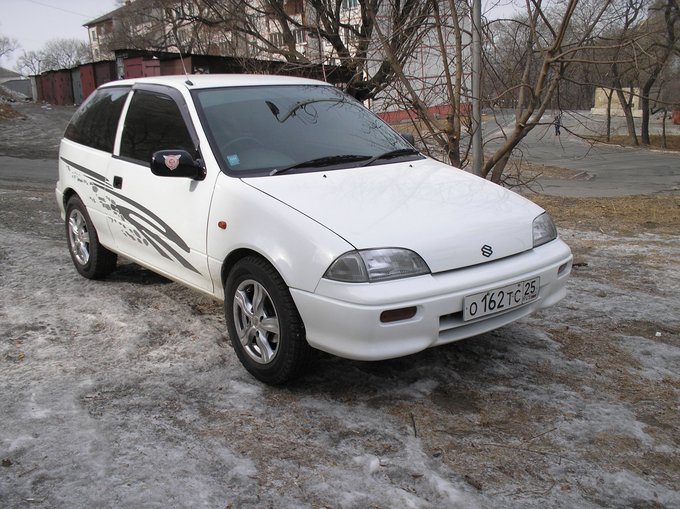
113,176 -> 123,189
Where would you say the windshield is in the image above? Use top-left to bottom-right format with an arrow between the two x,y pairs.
193,85 -> 420,176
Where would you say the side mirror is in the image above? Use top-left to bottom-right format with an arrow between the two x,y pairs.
151,150 -> 206,180
401,133 -> 416,146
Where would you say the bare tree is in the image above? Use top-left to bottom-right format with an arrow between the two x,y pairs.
368,0 -> 616,183
12,39 -> 90,74
599,0 -> 648,145
365,0 -> 469,167
40,39 -> 92,70
480,0 -> 612,183
0,32 -> 19,62
16,50 -> 43,75
638,0 -> 679,144
150,0 -> 433,102
570,0 -> 679,147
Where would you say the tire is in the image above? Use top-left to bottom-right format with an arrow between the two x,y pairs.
65,195 -> 117,279
225,256 -> 312,384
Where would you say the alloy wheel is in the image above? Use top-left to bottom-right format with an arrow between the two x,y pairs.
233,279 -> 281,364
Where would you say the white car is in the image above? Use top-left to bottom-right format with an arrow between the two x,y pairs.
56,75 -> 572,384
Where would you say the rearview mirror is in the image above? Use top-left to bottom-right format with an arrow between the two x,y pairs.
151,150 -> 206,180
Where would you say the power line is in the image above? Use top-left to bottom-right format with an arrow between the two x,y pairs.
22,0 -> 90,17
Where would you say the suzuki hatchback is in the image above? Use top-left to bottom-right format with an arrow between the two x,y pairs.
56,75 -> 572,384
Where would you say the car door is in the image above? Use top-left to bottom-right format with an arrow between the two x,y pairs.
105,85 -> 215,292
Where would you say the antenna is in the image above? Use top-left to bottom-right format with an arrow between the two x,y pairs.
175,34 -> 193,86
178,52 -> 192,85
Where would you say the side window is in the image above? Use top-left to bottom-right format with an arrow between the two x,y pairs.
64,87 -> 130,152
120,91 -> 195,164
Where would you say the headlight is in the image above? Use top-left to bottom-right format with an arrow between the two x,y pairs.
324,248 -> 430,283
533,212 -> 557,247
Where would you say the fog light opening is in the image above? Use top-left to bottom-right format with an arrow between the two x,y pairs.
380,306 -> 417,323
558,261 -> 570,276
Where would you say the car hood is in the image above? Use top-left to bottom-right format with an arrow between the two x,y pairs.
244,158 -> 544,273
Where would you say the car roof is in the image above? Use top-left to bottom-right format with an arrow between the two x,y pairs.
102,74 -> 329,90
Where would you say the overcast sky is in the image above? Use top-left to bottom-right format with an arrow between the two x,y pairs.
1,0 -> 119,71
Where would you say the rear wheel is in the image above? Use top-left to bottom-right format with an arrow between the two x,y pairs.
225,256 -> 312,384
65,196 -> 117,279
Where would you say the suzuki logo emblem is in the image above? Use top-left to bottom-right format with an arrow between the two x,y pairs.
481,245 -> 493,257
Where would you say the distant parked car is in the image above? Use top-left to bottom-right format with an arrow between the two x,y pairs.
56,75 -> 572,384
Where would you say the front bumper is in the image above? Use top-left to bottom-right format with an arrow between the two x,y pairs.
291,238 -> 572,360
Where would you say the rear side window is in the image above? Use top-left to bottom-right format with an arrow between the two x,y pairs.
120,90 -> 195,164
64,87 -> 130,152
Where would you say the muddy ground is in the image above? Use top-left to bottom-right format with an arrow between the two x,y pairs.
1,103 -> 679,508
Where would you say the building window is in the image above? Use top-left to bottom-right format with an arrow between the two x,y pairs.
342,0 -> 360,9
294,29 -> 306,45
269,32 -> 284,48
344,24 -> 361,43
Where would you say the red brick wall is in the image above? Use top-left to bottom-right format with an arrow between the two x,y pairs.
378,103 -> 471,124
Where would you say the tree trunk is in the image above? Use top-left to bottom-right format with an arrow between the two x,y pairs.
614,84 -> 638,145
447,129 -> 461,167
605,89 -> 612,142
490,151 -> 511,184
662,109 -> 667,149
640,76 -> 656,145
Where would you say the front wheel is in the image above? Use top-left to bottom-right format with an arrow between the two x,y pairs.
225,256 -> 312,384
65,196 -> 117,279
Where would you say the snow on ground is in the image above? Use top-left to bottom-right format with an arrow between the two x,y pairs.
1,188 -> 679,508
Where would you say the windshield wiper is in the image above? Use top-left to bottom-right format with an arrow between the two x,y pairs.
361,148 -> 421,167
270,154 -> 371,176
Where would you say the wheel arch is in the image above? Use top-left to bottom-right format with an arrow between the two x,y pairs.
62,187 -> 79,210
221,248 -> 279,290
58,187 -> 80,221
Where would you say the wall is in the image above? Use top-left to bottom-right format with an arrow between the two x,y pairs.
1,79 -> 32,99
378,103 -> 471,124
591,87 -> 642,118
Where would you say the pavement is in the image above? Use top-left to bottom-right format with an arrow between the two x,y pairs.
0,156 -> 57,190
1,102 -> 679,197
483,111 -> 680,197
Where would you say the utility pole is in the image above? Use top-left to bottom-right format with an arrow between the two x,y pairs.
471,0 -> 483,176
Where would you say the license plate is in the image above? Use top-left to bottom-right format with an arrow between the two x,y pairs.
463,277 -> 539,321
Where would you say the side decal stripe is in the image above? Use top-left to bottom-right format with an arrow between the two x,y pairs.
60,157 -> 107,183
104,189 -> 191,253
61,156 -> 198,274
